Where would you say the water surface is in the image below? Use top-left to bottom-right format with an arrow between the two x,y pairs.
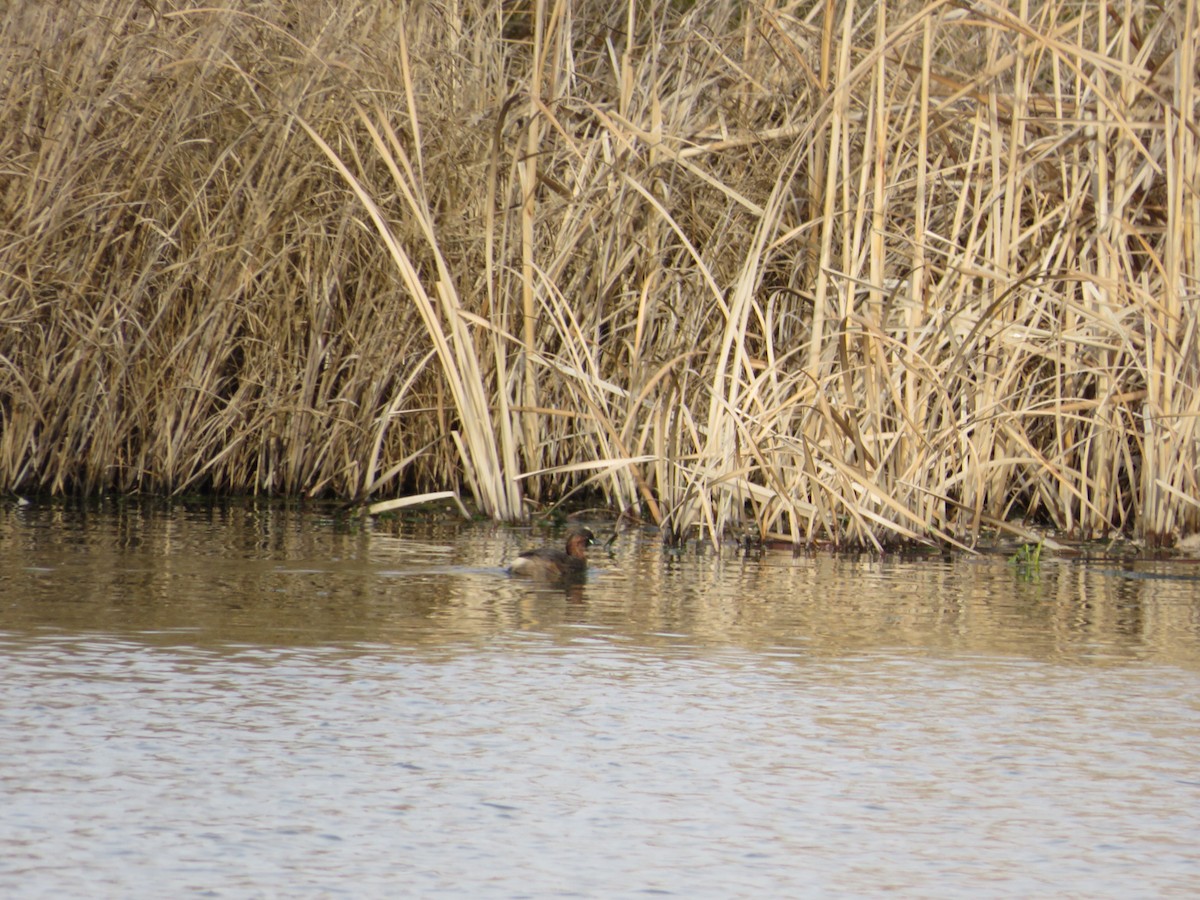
1,502 -> 1198,897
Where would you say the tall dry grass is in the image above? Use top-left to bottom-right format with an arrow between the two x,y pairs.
1,0 -> 1197,547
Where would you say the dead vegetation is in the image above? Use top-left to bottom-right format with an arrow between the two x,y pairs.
1,0 -> 1197,548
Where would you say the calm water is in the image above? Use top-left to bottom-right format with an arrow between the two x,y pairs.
1,501 -> 1198,898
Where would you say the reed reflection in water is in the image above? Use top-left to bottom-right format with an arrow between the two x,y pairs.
0,502 -> 1198,897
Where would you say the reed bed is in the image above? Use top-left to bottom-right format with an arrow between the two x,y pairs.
1,0 -> 1197,547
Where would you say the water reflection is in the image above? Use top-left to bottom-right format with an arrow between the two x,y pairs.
2,500 -> 1198,665
0,501 -> 1198,897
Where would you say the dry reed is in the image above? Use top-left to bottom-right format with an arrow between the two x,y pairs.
1,0 -> 1197,548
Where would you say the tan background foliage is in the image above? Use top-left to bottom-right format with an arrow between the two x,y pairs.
1,0 -> 1197,547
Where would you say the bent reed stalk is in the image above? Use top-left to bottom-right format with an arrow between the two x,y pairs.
1,0 -> 1197,547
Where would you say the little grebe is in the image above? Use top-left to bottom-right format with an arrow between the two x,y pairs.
508,527 -> 596,579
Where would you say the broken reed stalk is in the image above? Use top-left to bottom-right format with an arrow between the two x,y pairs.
0,0 -> 1197,547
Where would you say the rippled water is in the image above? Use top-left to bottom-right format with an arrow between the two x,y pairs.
1,501 -> 1198,897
